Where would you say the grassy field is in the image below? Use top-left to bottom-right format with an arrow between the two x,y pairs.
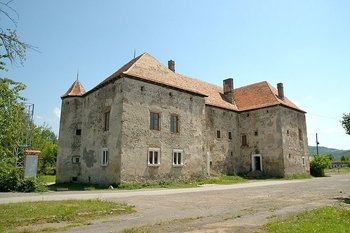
264,205 -> 350,233
325,166 -> 350,175
46,174 -> 314,191
0,200 -> 134,232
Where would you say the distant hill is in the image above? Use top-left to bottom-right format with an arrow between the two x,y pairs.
308,146 -> 350,161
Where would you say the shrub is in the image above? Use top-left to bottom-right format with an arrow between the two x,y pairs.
310,155 -> 331,177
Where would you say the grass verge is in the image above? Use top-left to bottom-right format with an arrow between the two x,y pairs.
0,200 -> 134,233
264,205 -> 350,233
39,175 -> 56,183
325,166 -> 350,175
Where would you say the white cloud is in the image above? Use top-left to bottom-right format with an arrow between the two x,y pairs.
53,107 -> 61,118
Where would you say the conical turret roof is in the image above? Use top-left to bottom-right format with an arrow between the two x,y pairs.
62,79 -> 86,98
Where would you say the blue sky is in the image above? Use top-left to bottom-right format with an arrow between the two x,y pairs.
2,0 -> 350,149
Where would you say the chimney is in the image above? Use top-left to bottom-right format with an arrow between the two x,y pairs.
168,60 -> 175,72
223,78 -> 234,104
277,83 -> 284,100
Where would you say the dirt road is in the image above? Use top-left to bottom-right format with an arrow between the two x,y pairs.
1,174 -> 349,232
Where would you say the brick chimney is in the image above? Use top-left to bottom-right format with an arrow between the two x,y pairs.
168,60 -> 175,72
277,83 -> 284,100
223,78 -> 234,104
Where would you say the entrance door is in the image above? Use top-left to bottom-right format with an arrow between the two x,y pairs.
251,154 -> 262,171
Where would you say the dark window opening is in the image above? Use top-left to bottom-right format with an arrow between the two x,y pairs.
169,92 -> 173,97
254,157 -> 261,171
287,130 -> 290,136
104,111 -> 110,131
242,134 -> 248,146
217,130 -> 221,138
150,112 -> 160,130
228,131 -> 232,140
76,129 -> 81,135
141,86 -> 144,91
72,177 -> 78,182
298,128 -> 303,141
254,131 -> 258,136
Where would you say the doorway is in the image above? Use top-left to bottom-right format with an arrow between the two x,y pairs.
252,154 -> 262,171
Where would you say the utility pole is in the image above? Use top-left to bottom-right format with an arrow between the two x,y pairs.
316,133 -> 320,155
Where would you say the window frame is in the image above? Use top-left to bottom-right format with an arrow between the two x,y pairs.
101,148 -> 109,166
170,114 -> 179,133
172,149 -> 184,167
298,128 -> 303,141
148,148 -> 161,166
72,155 -> 80,164
150,112 -> 160,130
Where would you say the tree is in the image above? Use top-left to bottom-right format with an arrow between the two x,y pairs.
0,0 -> 32,71
0,78 -> 26,158
31,124 -> 58,175
310,155 -> 331,177
341,113 -> 350,135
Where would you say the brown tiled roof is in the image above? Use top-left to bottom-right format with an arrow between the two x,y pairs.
62,79 -> 86,98
235,81 -> 303,112
81,52 -> 304,112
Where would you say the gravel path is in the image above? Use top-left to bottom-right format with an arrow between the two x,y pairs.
1,174 -> 349,232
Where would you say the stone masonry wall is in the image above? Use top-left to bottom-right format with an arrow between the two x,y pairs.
238,106 -> 284,177
280,107 -> 310,175
56,97 -> 84,183
120,77 -> 207,182
204,106 -> 239,176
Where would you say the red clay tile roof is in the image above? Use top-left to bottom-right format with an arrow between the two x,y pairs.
234,81 -> 303,112
79,52 -> 304,112
62,79 -> 86,98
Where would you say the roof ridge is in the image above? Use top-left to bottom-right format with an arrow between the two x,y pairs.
234,81 -> 268,91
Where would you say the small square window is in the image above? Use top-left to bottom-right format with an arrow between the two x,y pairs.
72,155 -> 80,164
217,130 -> 221,138
254,131 -> 258,136
101,148 -> 109,166
76,129 -> 81,135
228,132 -> 232,140
287,130 -> 290,136
173,149 -> 184,166
148,148 -> 160,166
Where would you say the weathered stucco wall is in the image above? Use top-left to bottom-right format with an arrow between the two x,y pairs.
238,106 -> 284,176
56,97 -> 84,183
280,107 -> 310,175
120,77 -> 207,182
57,80 -> 124,185
204,106 -> 239,175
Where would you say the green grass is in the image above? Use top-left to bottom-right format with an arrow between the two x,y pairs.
117,175 -> 248,190
264,205 -> 350,233
0,200 -> 134,233
325,166 -> 350,175
39,175 -> 56,183
48,182 -> 110,191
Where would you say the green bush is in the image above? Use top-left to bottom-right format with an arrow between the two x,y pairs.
0,167 -> 47,192
310,155 -> 331,177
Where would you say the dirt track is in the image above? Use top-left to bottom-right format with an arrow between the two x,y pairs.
1,174 -> 349,232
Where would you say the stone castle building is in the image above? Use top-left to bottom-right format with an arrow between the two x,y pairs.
57,52 -> 309,185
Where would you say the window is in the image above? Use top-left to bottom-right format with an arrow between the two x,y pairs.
173,149 -> 184,166
228,131 -> 232,140
104,111 -> 110,131
298,128 -> 303,141
287,130 -> 290,136
72,155 -> 80,164
242,134 -> 248,146
254,131 -> 258,136
302,156 -> 305,166
101,148 -> 109,166
170,115 -> 179,133
150,112 -> 160,130
217,130 -> 221,138
148,148 -> 160,166
76,129 -> 81,135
